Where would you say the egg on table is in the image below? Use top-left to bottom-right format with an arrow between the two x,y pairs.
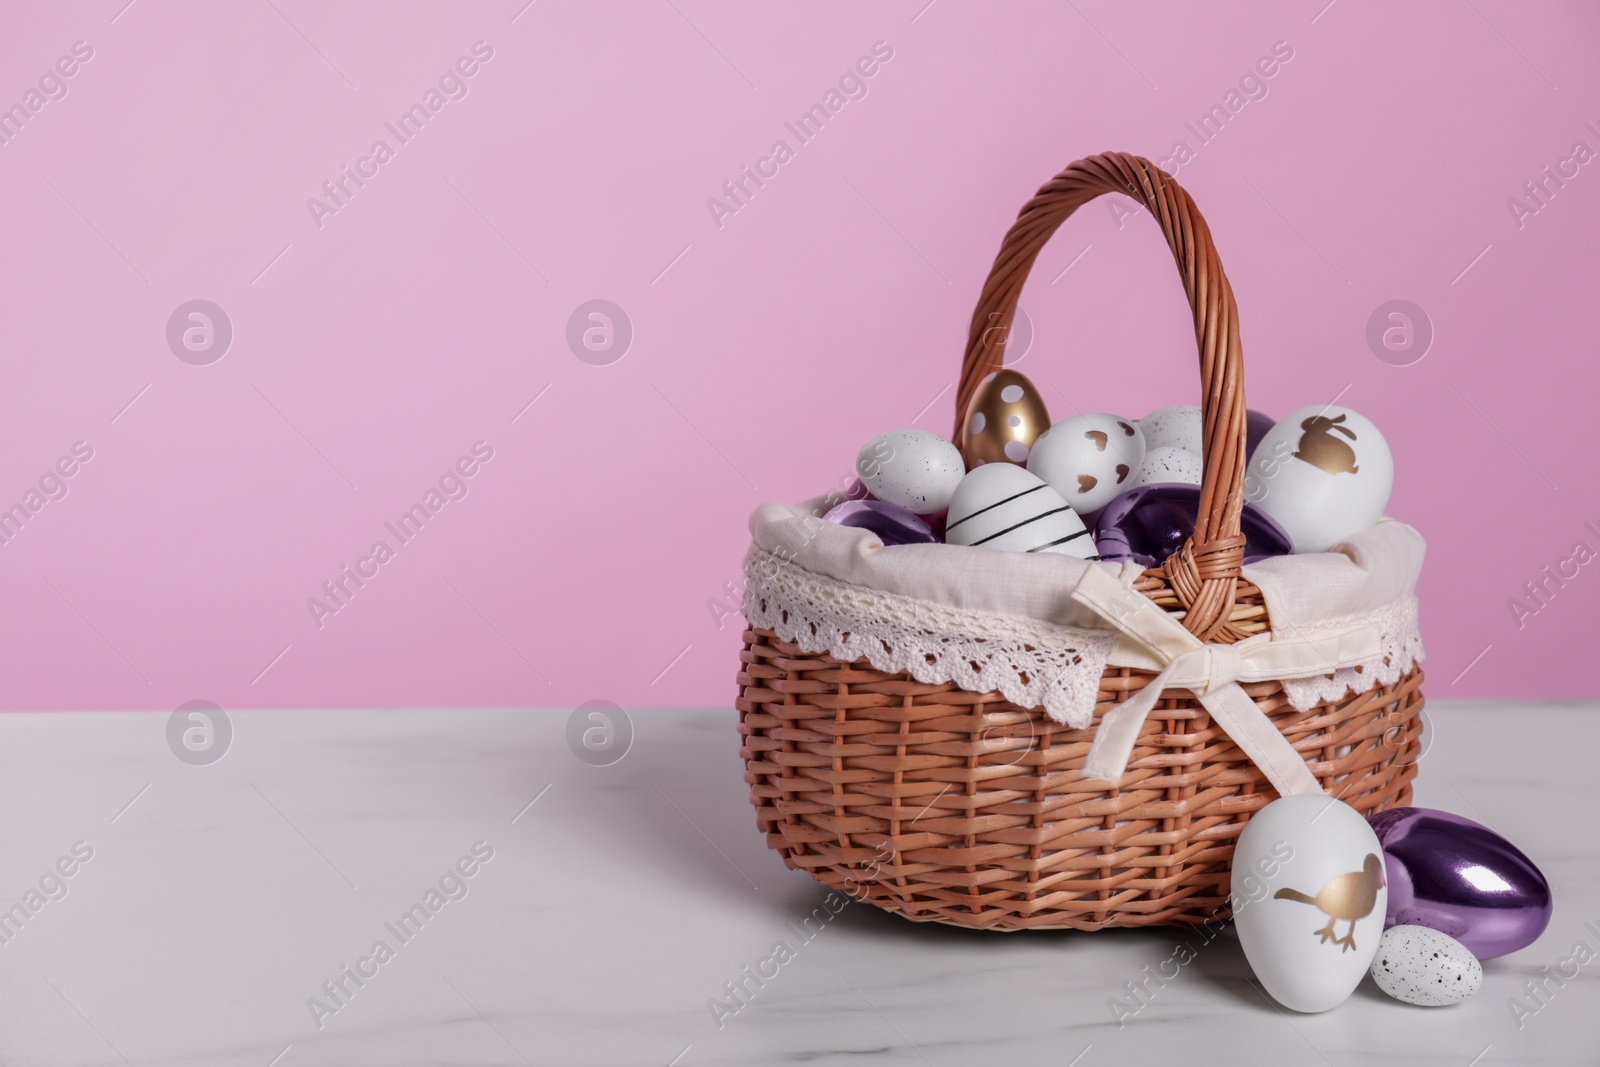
1232,795 -> 1388,1013
959,369 -> 1051,467
1247,405 -> 1393,553
1369,807 -> 1552,960
1027,413 -> 1145,514
1370,925 -> 1483,1006
944,463 -> 1098,558
856,429 -> 966,514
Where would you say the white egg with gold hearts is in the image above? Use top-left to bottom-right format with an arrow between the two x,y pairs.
944,463 -> 1098,558
1027,413 -> 1145,514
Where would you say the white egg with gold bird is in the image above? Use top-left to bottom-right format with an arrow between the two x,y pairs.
1232,794 -> 1388,1013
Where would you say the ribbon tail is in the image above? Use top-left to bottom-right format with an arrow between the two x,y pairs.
1198,682 -> 1322,797
1081,664 -> 1175,783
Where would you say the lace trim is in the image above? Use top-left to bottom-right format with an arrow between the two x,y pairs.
1275,596 -> 1425,711
741,548 -> 1116,727
741,548 -> 1425,726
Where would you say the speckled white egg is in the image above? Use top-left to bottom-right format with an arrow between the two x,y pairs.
1247,405 -> 1393,553
856,429 -> 965,514
1233,795 -> 1388,1013
1138,404 -> 1203,453
944,463 -> 1098,558
1370,925 -> 1483,1006
1027,414 -> 1145,514
1134,446 -> 1203,487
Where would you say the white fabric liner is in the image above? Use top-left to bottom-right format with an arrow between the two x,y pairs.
743,497 -> 1424,728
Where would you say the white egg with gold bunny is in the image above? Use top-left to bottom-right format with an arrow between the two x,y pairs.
1247,405 -> 1393,553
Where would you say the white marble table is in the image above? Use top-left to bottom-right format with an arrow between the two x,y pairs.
0,703 -> 1593,1066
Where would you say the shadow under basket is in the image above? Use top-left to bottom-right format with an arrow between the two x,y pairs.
737,628 -> 1422,931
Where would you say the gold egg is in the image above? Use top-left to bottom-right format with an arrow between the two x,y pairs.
959,369 -> 1051,468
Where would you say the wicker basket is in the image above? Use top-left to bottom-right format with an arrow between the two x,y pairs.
734,152 -> 1424,931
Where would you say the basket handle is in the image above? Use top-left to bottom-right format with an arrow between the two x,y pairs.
955,152 -> 1249,642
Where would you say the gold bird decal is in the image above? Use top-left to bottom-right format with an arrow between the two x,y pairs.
1273,853 -> 1384,952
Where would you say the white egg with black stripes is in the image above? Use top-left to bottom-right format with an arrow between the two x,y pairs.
944,463 -> 1098,558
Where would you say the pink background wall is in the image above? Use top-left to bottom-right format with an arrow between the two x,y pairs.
1,1 -> 1596,711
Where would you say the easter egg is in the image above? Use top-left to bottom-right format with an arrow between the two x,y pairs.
856,430 -> 965,514
822,499 -> 938,546
1133,446 -> 1203,487
1233,795 -> 1388,1013
944,463 -> 1098,558
1369,807 -> 1552,960
1138,404 -> 1202,453
1092,484 -> 1293,568
1370,925 -> 1483,1006
959,369 -> 1051,467
1027,413 -> 1145,514
1247,405 -> 1393,554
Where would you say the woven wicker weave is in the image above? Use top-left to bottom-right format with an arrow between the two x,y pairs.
735,153 -> 1424,931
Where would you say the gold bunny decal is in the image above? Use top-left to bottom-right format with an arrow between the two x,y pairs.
1294,414 -> 1359,475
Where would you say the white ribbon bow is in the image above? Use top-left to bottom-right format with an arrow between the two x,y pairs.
1070,565 -> 1382,798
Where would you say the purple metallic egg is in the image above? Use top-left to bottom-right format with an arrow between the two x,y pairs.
1091,483 -> 1293,567
1245,408 -> 1276,461
1370,806 -> 1552,960
822,499 -> 937,546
